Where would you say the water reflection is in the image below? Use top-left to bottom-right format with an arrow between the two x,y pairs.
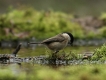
0,55 -> 106,66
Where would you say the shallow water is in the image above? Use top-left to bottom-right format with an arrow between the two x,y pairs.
0,45 -> 105,79
0,46 -> 98,56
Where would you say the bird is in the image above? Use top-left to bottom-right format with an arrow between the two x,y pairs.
29,32 -> 74,53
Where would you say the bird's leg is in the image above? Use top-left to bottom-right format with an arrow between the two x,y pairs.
51,51 -> 59,59
54,51 -> 59,54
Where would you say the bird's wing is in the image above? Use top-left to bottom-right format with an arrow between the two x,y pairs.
42,34 -> 65,44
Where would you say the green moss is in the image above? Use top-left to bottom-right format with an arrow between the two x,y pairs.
0,8 -> 106,41
92,44 -> 106,60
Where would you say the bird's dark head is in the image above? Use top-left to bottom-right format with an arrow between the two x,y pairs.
63,32 -> 74,45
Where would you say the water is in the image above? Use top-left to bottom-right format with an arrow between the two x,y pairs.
0,46 -> 99,65
0,46 -> 98,56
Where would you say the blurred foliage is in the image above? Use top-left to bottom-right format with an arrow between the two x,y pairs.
0,68 -> 26,80
99,27 -> 106,38
0,8 -> 106,41
0,64 -> 106,80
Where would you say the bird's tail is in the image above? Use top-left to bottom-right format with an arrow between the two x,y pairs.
28,42 -> 42,44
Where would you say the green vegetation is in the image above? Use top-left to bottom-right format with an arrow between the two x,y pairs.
92,44 -> 106,61
0,8 -> 106,41
0,69 -> 26,80
0,64 -> 106,80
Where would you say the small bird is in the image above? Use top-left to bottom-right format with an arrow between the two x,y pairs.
29,32 -> 74,53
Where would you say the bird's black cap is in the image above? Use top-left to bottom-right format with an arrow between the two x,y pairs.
63,32 -> 74,44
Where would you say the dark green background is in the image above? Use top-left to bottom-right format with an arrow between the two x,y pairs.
0,0 -> 106,16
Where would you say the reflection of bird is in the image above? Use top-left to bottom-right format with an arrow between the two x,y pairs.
29,32 -> 74,53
